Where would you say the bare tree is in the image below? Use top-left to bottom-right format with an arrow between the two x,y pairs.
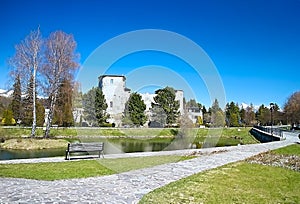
9,27 -> 43,137
42,31 -> 79,138
284,91 -> 300,125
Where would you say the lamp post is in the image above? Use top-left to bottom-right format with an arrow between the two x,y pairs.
270,103 -> 274,135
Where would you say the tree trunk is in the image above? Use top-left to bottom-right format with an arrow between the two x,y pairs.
31,69 -> 37,137
44,92 -> 58,138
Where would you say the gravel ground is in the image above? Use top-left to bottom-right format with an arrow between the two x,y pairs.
246,151 -> 300,171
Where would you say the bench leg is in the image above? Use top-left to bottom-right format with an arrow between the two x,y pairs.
65,151 -> 70,160
98,151 -> 104,158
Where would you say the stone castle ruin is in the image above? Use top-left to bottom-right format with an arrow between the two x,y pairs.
98,75 -> 184,127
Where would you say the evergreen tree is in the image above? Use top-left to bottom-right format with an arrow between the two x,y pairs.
36,99 -> 45,127
10,74 -> 22,124
22,75 -> 35,127
53,79 -> 74,127
152,86 -> 180,126
239,108 -> 246,125
22,76 -> 45,127
125,92 -> 147,126
95,87 -> 109,126
225,102 -> 240,127
256,104 -> 270,125
210,99 -> 225,127
150,105 -> 167,127
0,98 -> 4,119
186,99 -> 198,108
202,105 -> 210,125
82,87 -> 97,126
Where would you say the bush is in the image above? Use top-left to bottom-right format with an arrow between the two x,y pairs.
100,123 -> 113,127
1,109 -> 16,126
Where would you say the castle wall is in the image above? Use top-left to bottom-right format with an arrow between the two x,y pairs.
98,75 -> 186,127
99,75 -> 130,126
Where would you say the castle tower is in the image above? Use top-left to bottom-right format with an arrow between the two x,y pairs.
98,75 -> 131,126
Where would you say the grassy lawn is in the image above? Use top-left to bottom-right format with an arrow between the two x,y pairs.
272,144 -> 300,156
0,138 -> 68,150
0,155 -> 193,181
140,144 -> 300,203
194,127 -> 258,147
0,127 -> 178,138
140,162 -> 300,204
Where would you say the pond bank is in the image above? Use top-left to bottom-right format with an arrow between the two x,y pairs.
0,139 -> 68,150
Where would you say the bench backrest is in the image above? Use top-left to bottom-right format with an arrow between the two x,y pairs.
68,142 -> 104,152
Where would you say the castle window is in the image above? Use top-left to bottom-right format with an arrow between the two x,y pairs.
110,79 -> 114,84
110,101 -> 113,108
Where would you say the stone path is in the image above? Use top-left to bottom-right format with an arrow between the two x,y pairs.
0,132 -> 298,203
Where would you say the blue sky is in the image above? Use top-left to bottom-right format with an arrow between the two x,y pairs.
0,0 -> 299,108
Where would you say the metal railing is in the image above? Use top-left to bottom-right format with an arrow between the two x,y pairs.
253,125 -> 284,138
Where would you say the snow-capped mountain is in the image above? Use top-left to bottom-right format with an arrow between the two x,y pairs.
239,102 -> 259,112
0,89 -> 13,98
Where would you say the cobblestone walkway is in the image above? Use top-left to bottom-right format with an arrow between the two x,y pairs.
0,132 -> 298,203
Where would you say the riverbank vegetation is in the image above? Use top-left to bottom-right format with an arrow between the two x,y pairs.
0,138 -> 68,150
0,127 -> 253,138
0,127 -> 258,150
139,144 -> 300,203
0,127 -> 178,138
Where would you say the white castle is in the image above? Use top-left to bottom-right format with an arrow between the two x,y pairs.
98,75 -> 184,127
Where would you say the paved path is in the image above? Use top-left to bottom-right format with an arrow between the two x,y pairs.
0,132 -> 298,203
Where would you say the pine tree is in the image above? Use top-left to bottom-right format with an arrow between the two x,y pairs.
225,102 -> 240,127
10,74 -> 22,124
82,87 -> 97,126
211,99 -> 225,127
53,79 -> 74,127
152,86 -> 180,126
95,87 -> 109,126
36,99 -> 45,127
256,104 -> 270,125
126,92 -> 147,127
22,75 -> 35,127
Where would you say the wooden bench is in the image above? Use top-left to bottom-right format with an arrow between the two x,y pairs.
65,142 -> 104,160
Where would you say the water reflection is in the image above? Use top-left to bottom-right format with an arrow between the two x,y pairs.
0,138 -> 174,160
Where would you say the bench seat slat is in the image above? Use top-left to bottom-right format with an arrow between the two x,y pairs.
65,142 -> 104,160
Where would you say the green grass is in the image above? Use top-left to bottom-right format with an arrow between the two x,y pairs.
0,127 -> 178,138
98,155 -> 193,173
0,127 -> 45,137
140,162 -> 300,204
0,155 -> 194,181
272,144 -> 300,156
193,127 -> 258,147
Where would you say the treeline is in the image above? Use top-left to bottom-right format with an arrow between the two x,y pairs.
0,27 -> 79,138
199,92 -> 300,127
80,84 -> 300,128
81,86 -> 180,128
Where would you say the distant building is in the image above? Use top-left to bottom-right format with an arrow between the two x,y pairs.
98,75 -> 185,127
187,107 -> 203,124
